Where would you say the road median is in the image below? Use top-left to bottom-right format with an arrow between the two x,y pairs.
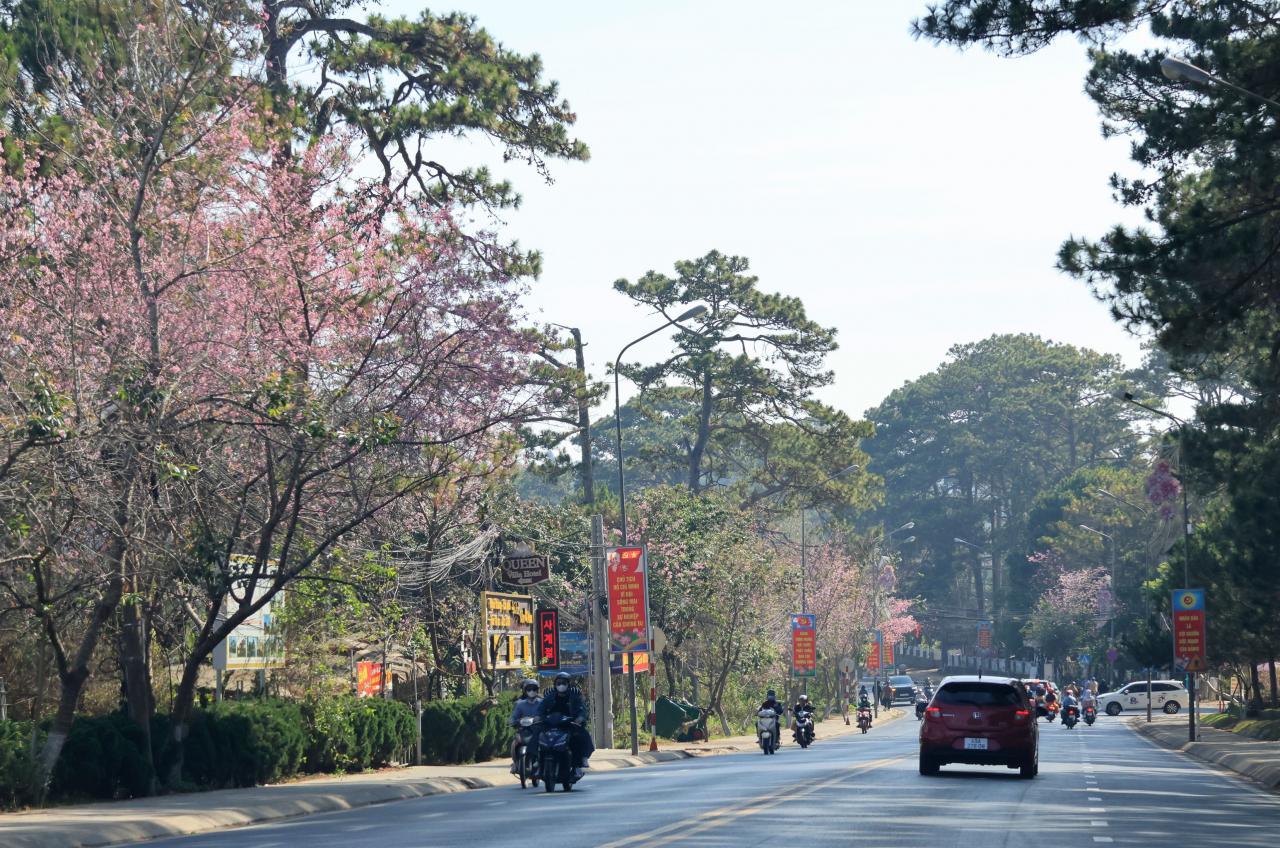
0,710 -> 901,848
1129,714 -> 1280,792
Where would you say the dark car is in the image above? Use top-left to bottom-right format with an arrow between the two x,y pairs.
919,675 -> 1038,778
887,675 -> 918,705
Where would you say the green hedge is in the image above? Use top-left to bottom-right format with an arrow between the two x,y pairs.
0,696 -> 417,808
420,692 -> 515,765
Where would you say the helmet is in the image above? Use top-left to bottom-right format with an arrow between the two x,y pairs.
798,694 -> 809,702
521,678 -> 539,692
555,671 -> 571,682
766,689 -> 776,699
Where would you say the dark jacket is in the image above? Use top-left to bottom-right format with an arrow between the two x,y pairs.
539,686 -> 588,724
759,698 -> 784,715
792,703 -> 815,718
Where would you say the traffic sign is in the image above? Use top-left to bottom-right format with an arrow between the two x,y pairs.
839,657 -> 856,675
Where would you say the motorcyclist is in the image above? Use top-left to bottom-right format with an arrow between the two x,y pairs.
791,694 -> 816,741
1081,687 -> 1098,711
914,687 -> 929,718
537,671 -> 593,778
756,689 -> 784,745
509,678 -> 543,774
858,685 -> 872,709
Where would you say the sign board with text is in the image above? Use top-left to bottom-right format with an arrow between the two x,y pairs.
790,613 -> 817,678
542,631 -> 589,676
355,661 -> 384,698
606,546 -> 651,654
536,608 -> 560,672
482,591 -> 533,671
1172,589 -> 1207,672
865,630 -> 882,673
612,651 -> 651,675
502,555 -> 550,587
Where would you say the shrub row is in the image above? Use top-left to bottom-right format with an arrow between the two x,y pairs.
420,691 -> 516,765
0,696 -> 417,808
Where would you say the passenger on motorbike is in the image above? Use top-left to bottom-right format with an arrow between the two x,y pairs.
537,672 -> 594,778
509,678 -> 543,774
792,694 -> 816,741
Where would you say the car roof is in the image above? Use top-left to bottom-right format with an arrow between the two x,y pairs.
938,675 -> 1020,686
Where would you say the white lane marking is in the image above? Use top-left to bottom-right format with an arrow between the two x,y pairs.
1090,807 -> 1106,813
1093,838 -> 1113,843
1089,796 -> 1103,801
1090,820 -> 1109,826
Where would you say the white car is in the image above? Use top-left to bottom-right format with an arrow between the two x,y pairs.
1097,680 -> 1189,716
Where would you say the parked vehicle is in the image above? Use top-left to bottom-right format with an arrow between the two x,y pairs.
516,716 -> 541,788
539,714 -> 580,792
1097,680 -> 1189,716
919,675 -> 1038,779
757,708 -> 780,754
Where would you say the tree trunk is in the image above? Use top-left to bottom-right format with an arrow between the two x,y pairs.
1269,659 -> 1278,708
687,371 -> 714,493
165,649 -> 205,788
119,578 -> 155,795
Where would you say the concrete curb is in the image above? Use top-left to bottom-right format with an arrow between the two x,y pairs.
1129,717 -> 1280,792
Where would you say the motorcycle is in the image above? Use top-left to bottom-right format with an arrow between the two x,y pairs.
1083,704 -> 1097,726
793,711 -> 815,748
757,708 -> 779,754
856,706 -> 872,733
538,713 -> 581,793
516,716 -> 541,789
1062,705 -> 1079,729
915,697 -> 928,721
1046,701 -> 1060,722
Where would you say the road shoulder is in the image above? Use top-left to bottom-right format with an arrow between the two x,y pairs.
1128,714 -> 1280,792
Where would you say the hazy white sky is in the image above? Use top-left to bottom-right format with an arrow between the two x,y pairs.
387,0 -> 1150,417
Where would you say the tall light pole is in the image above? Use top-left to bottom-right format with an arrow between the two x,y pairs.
1161,56 -> 1280,112
612,304 -> 706,756
1123,391 -> 1197,742
613,305 -> 707,545
798,464 -> 862,613
1079,524 -> 1118,647
870,522 -> 913,716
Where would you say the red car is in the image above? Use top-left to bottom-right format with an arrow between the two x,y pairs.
919,675 -> 1038,778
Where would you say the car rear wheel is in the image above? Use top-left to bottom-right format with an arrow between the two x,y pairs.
1019,753 -> 1037,779
1164,701 -> 1180,714
1105,702 -> 1122,716
919,754 -> 940,776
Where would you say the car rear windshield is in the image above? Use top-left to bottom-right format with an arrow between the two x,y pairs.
935,682 -> 1023,707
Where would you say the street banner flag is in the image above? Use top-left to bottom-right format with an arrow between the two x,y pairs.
536,608 -> 560,672
791,613 -> 817,678
1172,589 -> 1207,671
606,546 -> 651,654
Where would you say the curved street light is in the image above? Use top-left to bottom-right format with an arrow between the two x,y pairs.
614,304 -> 707,545
1160,56 -> 1280,111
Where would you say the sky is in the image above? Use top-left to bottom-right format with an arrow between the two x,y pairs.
386,0 -> 1152,418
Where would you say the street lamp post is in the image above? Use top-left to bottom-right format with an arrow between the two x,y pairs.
798,464 -> 862,614
1080,525 -> 1118,678
1123,392 -> 1197,742
612,304 -> 706,756
1161,56 -> 1280,112
870,522 -> 913,717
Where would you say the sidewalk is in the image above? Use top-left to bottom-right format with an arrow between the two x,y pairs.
0,711 -> 901,848
1129,714 -> 1280,791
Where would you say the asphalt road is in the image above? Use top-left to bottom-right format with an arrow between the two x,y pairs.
132,712 -> 1280,847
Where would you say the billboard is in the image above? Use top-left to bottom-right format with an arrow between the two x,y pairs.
482,591 -> 534,671
606,546 -> 651,654
212,561 -> 286,671
791,613 -> 817,678
612,651 -> 651,675
543,631 -> 590,676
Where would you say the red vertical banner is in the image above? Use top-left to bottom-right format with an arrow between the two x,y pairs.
791,613 -> 817,678
865,631 -> 881,672
883,639 -> 895,666
536,608 -> 560,672
355,661 -> 383,698
1172,589 -> 1207,671
606,546 -> 651,654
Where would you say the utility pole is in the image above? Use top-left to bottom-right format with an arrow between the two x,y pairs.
590,516 -> 614,749
569,328 -> 595,505
0,676 -> 7,721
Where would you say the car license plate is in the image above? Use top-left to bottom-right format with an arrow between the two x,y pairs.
963,737 -> 988,750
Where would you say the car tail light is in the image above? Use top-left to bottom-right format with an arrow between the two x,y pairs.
925,706 -> 941,719
1015,709 -> 1030,720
